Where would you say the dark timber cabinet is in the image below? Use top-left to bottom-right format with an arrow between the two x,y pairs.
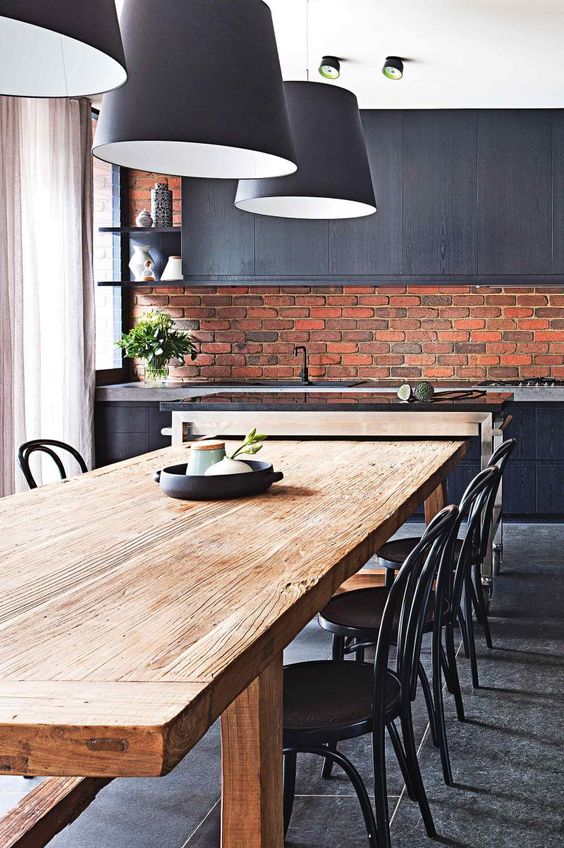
179,109 -> 564,285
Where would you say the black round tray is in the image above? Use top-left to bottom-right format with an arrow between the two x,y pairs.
154,459 -> 284,501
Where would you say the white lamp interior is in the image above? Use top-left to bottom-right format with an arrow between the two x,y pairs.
0,17 -> 126,97
235,195 -> 376,220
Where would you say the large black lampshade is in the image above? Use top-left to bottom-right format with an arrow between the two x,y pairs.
0,0 -> 126,97
235,82 -> 376,219
94,0 -> 297,179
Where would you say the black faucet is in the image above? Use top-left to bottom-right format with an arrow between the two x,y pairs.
293,345 -> 310,384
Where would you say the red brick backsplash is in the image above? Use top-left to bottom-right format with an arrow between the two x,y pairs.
131,285 -> 564,382
128,173 -> 564,382
129,171 -> 182,226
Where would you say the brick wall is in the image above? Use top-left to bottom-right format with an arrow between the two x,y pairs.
129,175 -> 564,383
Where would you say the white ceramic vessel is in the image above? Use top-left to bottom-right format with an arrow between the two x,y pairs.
161,255 -> 183,281
129,245 -> 154,281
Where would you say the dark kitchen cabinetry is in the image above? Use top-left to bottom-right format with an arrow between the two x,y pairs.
182,179 -> 254,277
445,403 -> 564,517
329,111 -> 403,275
95,402 -> 170,466
177,109 -> 564,286
402,110 -> 477,275
477,110 -> 553,275
255,217 -> 328,276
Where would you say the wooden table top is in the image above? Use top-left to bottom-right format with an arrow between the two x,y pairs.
0,439 -> 466,778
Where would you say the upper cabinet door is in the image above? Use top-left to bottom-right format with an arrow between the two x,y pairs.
551,112 -> 564,272
329,111 -> 402,275
477,110 -> 552,275
402,110 -> 477,275
255,217 -> 328,276
182,179 -> 255,276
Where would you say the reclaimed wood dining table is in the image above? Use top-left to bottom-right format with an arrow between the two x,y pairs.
0,438 -> 467,847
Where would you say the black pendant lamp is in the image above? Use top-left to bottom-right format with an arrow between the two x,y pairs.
94,0 -> 297,179
235,82 -> 376,219
0,0 -> 126,97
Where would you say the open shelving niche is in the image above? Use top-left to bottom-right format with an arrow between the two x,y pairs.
97,226 -> 184,286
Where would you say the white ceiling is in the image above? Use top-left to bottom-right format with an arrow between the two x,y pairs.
108,0 -> 564,110
266,0 -> 564,109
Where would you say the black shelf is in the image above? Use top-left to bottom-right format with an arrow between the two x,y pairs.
98,226 -> 181,234
98,280 -> 185,287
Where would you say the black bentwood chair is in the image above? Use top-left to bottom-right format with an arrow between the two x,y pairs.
17,439 -> 88,489
283,505 -> 459,848
319,467 -> 500,789
375,439 -> 516,687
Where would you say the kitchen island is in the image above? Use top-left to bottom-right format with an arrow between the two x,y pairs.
162,391 -> 513,589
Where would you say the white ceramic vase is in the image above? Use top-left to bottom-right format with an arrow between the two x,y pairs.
129,245 -> 153,281
161,255 -> 183,281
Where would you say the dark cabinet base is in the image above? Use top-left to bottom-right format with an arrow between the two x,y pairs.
95,401 -> 171,467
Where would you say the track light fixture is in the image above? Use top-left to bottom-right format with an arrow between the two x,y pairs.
382,56 -> 404,80
319,55 -> 340,80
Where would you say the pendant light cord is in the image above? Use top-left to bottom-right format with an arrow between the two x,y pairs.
306,0 -> 310,81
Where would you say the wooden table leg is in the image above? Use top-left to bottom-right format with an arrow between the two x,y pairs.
221,654 -> 284,848
424,480 -> 448,523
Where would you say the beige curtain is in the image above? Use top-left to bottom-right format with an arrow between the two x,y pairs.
0,97 -> 95,496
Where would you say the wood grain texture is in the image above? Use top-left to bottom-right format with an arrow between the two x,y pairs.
181,179 -> 254,276
477,110 -> 552,274
329,111 -> 403,275
0,777 -> 110,848
424,480 -> 448,523
402,110 -> 477,274
221,655 -> 283,848
255,217 -> 328,276
0,439 -> 466,777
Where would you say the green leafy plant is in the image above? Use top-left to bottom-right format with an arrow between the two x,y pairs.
229,428 -> 267,460
116,310 -> 197,380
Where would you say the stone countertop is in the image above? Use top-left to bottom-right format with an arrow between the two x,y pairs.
161,390 -> 513,414
96,380 -> 564,403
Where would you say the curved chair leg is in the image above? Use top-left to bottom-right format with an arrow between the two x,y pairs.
289,745 -> 378,848
332,634 -> 345,661
472,563 -> 493,649
400,707 -> 437,837
321,741 -> 338,780
387,720 -> 417,801
283,750 -> 297,836
457,609 -> 470,658
445,621 -> 465,722
439,643 -> 455,694
432,629 -> 454,787
355,645 -> 366,663
417,661 -> 438,747
321,636 -> 345,780
372,718 -> 392,848
464,576 -> 480,689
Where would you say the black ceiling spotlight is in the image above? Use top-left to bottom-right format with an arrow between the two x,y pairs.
0,0 -> 126,97
382,56 -> 404,80
319,55 -> 341,80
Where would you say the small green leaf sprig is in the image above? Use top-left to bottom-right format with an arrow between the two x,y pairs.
229,429 -> 267,460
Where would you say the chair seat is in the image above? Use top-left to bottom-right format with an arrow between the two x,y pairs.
377,536 -> 470,569
283,660 -> 401,746
319,586 -> 447,640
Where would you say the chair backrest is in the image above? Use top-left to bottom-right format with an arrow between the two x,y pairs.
450,465 -> 501,617
474,437 -> 517,562
17,439 -> 88,490
372,505 -> 459,721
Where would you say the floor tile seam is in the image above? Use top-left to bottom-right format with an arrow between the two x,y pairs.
181,797 -> 220,847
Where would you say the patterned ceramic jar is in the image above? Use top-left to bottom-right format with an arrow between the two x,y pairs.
135,208 -> 153,227
151,181 -> 173,227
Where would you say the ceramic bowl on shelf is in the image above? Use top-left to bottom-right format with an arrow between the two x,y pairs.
154,459 -> 283,501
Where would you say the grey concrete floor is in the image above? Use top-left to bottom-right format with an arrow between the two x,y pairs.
2,523 -> 561,847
